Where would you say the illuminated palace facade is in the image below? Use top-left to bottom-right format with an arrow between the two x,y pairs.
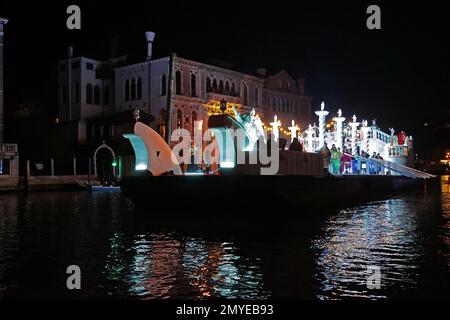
56,32 -> 312,145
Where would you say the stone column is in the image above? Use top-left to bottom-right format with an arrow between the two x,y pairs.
0,17 -> 8,143
315,102 -> 329,150
333,109 -> 346,150
360,120 -> 370,153
348,115 -> 360,155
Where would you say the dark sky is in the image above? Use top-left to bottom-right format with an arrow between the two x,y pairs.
1,1 -> 449,154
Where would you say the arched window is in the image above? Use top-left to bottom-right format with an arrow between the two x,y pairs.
243,84 -> 248,105
175,70 -> 182,95
231,83 -> 236,96
225,82 -> 230,94
104,86 -> 110,105
176,109 -> 183,130
86,84 -> 93,104
94,85 -> 100,105
124,80 -> 130,101
131,79 -> 136,100
191,111 -> 197,133
161,74 -> 167,96
219,80 -> 224,93
254,88 -> 259,107
206,77 -> 212,93
137,78 -> 142,99
190,74 -> 197,97
212,79 -> 218,92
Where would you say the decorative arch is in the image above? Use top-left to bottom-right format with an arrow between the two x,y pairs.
93,142 -> 117,177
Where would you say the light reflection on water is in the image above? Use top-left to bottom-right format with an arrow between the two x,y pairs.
100,233 -> 269,299
0,177 -> 449,299
312,198 -> 423,299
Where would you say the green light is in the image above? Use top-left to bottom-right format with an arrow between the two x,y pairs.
112,160 -> 117,167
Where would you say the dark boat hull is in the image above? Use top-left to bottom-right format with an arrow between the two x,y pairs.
120,175 -> 430,215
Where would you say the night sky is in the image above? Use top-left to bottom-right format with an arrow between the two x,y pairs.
1,1 -> 449,156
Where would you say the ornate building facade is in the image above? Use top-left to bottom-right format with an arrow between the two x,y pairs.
57,32 -> 313,146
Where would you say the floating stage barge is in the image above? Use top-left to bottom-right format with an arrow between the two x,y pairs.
120,174 -> 429,214
120,109 -> 435,214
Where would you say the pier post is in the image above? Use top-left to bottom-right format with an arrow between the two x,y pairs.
73,156 -> 77,175
51,158 -> 54,176
315,102 -> 329,150
26,160 -> 30,179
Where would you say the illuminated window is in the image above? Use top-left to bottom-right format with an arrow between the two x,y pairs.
175,71 -> 182,95
0,159 -> 10,175
191,74 -> 197,97
86,84 -> 93,104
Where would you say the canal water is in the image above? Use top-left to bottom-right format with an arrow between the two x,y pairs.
0,177 -> 449,300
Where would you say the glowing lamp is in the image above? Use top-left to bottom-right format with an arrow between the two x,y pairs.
135,163 -> 148,171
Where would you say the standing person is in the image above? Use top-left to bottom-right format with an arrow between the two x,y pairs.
370,152 -> 377,174
319,142 -> 332,174
331,144 -> 340,174
341,147 -> 352,174
376,153 -> 384,174
361,151 -> 367,174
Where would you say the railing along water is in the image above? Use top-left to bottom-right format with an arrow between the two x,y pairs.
338,153 -> 436,180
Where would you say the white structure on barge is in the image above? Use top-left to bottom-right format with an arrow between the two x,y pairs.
298,102 -> 414,167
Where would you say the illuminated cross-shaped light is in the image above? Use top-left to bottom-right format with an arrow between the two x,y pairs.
270,115 -> 282,142
288,120 -> 300,142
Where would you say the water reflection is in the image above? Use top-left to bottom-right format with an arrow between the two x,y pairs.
313,197 -> 424,299
101,233 -> 269,299
1,178 -> 449,299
